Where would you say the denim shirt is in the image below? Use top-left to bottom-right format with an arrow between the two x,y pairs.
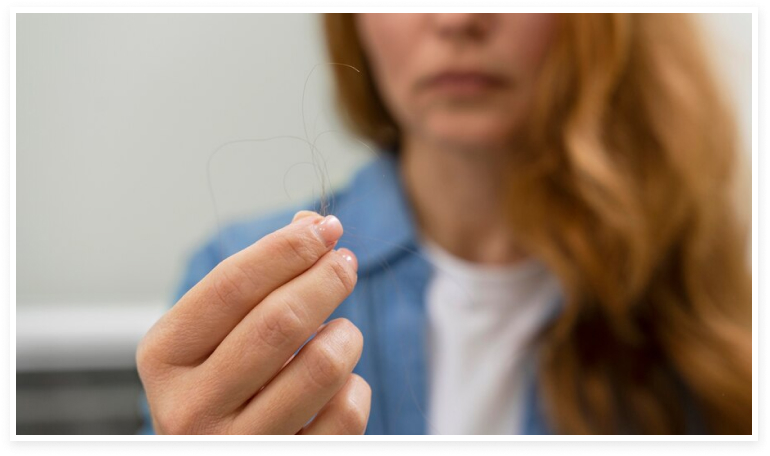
140,153 -> 702,435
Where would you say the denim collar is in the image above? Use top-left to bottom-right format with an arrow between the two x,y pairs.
330,152 -> 420,274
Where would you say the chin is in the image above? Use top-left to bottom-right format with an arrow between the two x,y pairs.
426,115 -> 518,153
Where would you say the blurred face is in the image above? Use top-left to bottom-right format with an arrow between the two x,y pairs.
355,13 -> 557,153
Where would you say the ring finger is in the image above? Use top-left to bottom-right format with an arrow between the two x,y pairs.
228,318 -> 364,434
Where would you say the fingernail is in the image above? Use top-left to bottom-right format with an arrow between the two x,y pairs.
312,215 -> 343,247
292,210 -> 319,224
337,248 -> 358,271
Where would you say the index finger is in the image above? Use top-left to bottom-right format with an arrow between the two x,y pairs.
144,211 -> 344,367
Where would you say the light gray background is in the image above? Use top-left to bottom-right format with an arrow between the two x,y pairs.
15,13 -> 752,369
17,13 -> 372,308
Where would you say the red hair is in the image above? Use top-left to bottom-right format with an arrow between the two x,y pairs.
324,13 -> 751,434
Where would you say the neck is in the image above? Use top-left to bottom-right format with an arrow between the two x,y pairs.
400,135 -> 528,265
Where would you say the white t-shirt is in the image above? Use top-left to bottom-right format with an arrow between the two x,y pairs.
422,239 -> 562,435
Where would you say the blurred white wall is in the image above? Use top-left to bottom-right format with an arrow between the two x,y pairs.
15,13 -> 752,370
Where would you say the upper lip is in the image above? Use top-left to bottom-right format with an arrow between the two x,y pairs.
421,69 -> 508,88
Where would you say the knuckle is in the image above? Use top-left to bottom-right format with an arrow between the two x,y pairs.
257,304 -> 306,350
135,335 -> 157,380
140,358 -> 226,434
334,318 -> 364,356
336,375 -> 371,434
154,409 -> 185,435
305,338 -> 350,389
158,410 -> 199,435
274,230 -> 320,265
153,396 -> 219,435
337,397 -> 369,435
135,325 -> 172,382
324,255 -> 357,295
152,401 -> 192,435
210,263 -> 250,308
353,374 -> 372,399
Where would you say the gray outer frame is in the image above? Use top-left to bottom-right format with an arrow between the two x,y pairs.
0,2 -> 768,454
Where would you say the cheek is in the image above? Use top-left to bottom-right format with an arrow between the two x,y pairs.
356,15 -> 421,108
504,14 -> 558,77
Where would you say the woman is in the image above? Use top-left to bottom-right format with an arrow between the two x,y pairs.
136,13 -> 752,435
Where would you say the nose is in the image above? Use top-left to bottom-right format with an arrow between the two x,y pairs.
431,13 -> 493,42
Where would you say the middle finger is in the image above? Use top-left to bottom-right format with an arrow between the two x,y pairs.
230,318 -> 364,434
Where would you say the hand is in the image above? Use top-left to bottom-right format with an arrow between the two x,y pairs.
136,211 -> 370,434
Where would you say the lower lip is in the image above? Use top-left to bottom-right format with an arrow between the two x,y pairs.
427,76 -> 505,96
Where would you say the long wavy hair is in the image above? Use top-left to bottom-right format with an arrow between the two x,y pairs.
323,13 -> 752,434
